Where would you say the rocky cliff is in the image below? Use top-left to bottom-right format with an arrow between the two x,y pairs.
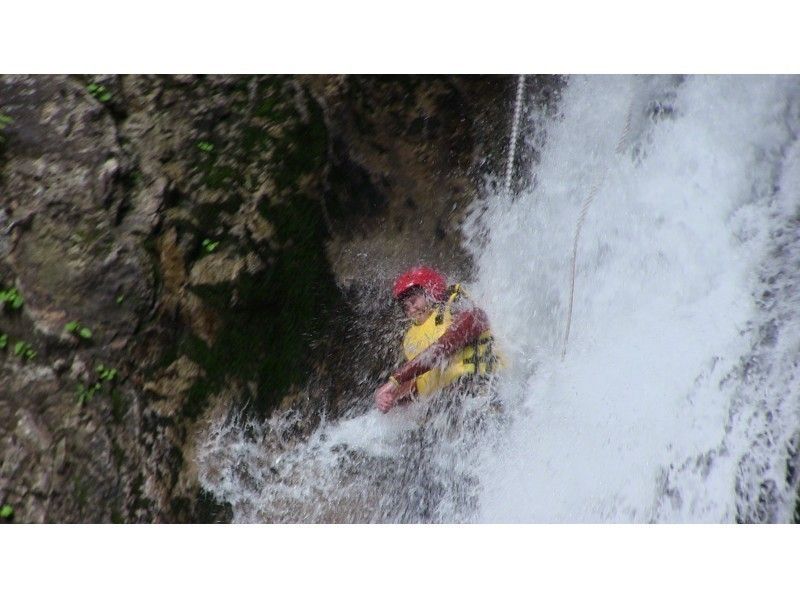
0,74 -> 559,522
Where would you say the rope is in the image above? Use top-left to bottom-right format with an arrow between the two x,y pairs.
561,107 -> 634,360
503,74 -> 526,197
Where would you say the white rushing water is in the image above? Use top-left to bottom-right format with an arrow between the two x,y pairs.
469,75 -> 800,522
198,75 -> 800,523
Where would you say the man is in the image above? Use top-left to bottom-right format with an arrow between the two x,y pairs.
374,266 -> 500,413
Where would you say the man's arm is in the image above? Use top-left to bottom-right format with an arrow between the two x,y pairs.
375,377 -> 416,413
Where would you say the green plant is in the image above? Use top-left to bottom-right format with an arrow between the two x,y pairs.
197,141 -> 214,153
65,320 -> 92,340
96,363 -> 117,382
76,382 -> 101,406
201,238 -> 220,253
14,340 -> 35,359
0,286 -> 24,310
0,504 -> 13,519
87,82 -> 112,102
13,340 -> 36,360
115,294 -> 125,305
0,333 -> 7,349
76,363 -> 118,407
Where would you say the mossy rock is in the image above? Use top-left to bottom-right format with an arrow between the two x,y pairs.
155,76 -> 342,418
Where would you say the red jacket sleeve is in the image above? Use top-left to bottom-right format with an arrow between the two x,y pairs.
392,308 -> 489,385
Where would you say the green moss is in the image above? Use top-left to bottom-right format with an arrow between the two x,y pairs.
191,77 -> 284,193
254,96 -> 281,119
0,111 -> 12,158
178,186 -> 338,416
111,440 -> 125,468
72,474 -> 89,508
251,77 -> 290,119
272,99 -> 328,192
119,168 -> 143,191
152,76 -> 343,418
110,389 -> 128,424
241,124 -> 272,154
202,162 -> 237,189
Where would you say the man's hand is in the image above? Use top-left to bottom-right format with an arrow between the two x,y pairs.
374,380 -> 399,413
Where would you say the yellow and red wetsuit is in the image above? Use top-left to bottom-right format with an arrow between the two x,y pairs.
391,285 -> 500,398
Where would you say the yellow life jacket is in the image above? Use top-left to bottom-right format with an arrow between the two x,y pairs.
401,284 -> 500,396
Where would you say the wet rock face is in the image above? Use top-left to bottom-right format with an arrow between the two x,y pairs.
309,75 -> 561,287
0,75 -> 152,523
0,74 -> 554,522
312,76 -> 510,285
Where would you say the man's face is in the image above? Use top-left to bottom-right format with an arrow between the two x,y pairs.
400,288 -> 433,325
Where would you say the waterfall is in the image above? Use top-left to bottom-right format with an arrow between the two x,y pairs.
197,75 -> 800,523
469,75 -> 800,522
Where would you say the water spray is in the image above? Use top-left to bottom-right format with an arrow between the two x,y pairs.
561,102 -> 634,359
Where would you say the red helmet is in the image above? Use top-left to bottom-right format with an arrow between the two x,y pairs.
392,266 -> 447,301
